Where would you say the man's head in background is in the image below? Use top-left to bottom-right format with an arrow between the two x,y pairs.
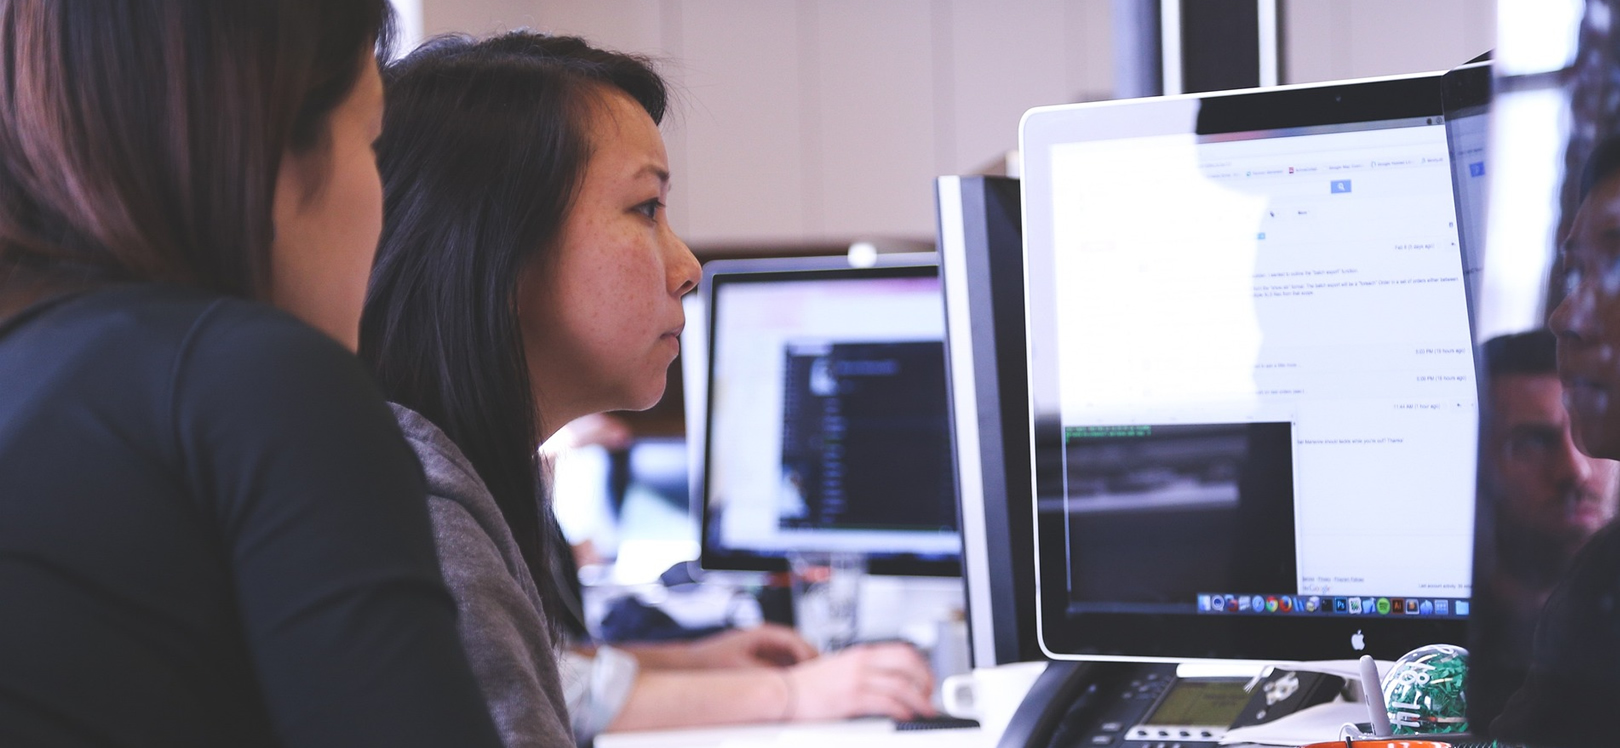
1486,329 -> 1620,562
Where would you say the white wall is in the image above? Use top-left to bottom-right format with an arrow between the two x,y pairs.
386,0 -> 425,57
420,0 -> 1110,251
1282,0 -> 1495,84
416,0 -> 1494,250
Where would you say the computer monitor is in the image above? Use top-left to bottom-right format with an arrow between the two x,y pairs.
1441,59 -> 1490,324
697,254 -> 962,577
1020,73 -> 1478,662
1439,59 -> 1541,734
936,175 -> 1045,666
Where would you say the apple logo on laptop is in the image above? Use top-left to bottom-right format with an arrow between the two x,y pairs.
1351,629 -> 1366,651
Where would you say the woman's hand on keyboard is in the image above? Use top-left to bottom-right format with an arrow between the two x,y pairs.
786,642 -> 937,722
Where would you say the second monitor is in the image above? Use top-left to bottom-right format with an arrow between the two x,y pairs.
698,255 -> 961,577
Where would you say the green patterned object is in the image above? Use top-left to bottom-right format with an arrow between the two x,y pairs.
1382,643 -> 1469,735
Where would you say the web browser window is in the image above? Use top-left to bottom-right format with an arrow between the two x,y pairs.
1047,119 -> 1476,615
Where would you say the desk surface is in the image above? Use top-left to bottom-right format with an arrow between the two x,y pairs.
595,715 -> 1335,748
596,717 -> 994,748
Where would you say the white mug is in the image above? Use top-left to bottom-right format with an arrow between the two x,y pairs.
940,661 -> 1048,738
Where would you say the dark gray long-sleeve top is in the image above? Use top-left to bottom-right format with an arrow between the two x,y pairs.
0,284 -> 504,747
391,404 -> 576,748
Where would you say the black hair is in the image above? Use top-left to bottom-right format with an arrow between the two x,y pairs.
0,0 -> 392,303
359,32 -> 668,634
1485,329 -> 1557,379
1580,135 -> 1620,203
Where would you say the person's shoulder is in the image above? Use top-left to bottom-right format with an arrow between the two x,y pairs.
9,282 -> 224,352
390,404 -> 497,509
31,282 -> 347,373
1561,522 -> 1620,597
390,404 -> 532,577
3,283 -> 349,407
176,292 -> 352,373
134,285 -> 399,461
138,289 -> 384,420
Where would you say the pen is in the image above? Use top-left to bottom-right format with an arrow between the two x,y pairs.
1359,655 -> 1393,737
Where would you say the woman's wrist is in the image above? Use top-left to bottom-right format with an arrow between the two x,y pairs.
618,641 -> 694,670
777,668 -> 797,723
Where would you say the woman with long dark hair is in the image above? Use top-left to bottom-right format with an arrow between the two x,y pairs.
363,32 -> 936,745
0,3 -> 503,746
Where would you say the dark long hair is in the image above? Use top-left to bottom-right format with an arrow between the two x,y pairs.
0,1 -> 393,303
360,32 -> 668,630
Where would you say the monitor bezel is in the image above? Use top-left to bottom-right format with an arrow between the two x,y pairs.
1441,59 -> 1491,334
697,254 -> 962,578
936,175 -> 1047,665
1021,73 -> 1472,662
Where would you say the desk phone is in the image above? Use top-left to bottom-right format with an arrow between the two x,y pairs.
999,661 -> 1344,748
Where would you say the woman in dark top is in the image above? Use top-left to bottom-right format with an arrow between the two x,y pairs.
0,3 -> 503,747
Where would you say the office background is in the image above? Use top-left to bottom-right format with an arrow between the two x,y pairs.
386,0 -> 1495,256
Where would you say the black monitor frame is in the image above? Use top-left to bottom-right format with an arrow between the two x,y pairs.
936,175 -> 1046,665
696,255 -> 961,578
1022,73 -> 1473,662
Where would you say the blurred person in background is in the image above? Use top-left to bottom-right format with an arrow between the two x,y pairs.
1471,329 -> 1620,725
1495,135 -> 1620,746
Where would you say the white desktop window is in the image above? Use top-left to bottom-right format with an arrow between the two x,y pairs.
707,275 -> 959,557
1048,121 -> 1476,600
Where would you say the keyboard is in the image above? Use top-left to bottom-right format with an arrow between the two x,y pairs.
895,716 -> 981,731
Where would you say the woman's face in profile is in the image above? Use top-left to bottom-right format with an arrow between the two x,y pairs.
521,89 -> 701,437
1553,172 -> 1620,459
269,56 -> 387,351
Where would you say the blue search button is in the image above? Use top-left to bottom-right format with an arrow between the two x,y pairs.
1330,180 -> 1352,194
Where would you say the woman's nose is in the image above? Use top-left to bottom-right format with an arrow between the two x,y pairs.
668,235 -> 700,297
1552,278 -> 1596,348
